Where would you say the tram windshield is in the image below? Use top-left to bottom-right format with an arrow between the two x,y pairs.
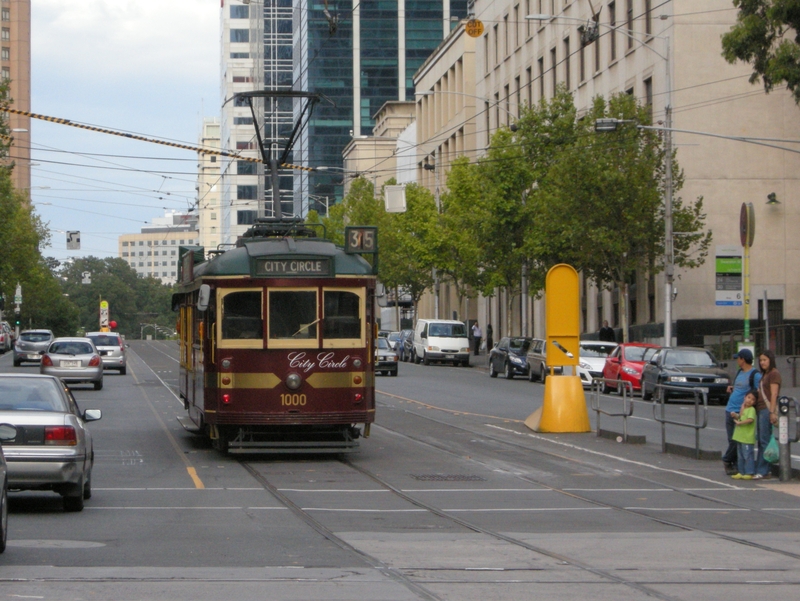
221,291 -> 263,339
269,290 -> 318,339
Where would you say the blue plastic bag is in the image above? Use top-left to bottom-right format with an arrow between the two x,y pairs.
764,436 -> 780,464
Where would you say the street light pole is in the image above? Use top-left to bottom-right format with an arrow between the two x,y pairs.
424,157 -> 441,319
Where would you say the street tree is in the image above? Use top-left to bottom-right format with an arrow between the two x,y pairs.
722,0 -> 800,104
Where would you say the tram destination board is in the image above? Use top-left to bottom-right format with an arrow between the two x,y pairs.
255,257 -> 331,277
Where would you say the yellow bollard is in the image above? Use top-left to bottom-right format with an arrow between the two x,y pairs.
526,374 -> 591,433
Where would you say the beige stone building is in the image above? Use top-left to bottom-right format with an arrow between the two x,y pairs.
401,0 -> 800,351
196,118 -> 222,252
2,0 -> 31,192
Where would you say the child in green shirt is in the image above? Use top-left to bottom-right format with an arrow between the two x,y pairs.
731,390 -> 757,479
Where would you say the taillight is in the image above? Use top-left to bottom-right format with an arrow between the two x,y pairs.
41,355 -> 53,367
222,394 -> 231,404
44,426 -> 77,446
354,393 -> 363,404
88,355 -> 101,367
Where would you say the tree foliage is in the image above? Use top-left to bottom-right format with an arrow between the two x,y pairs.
722,0 -> 800,104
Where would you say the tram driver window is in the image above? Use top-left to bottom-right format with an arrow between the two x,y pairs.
323,291 -> 361,339
221,291 -> 263,339
269,291 -> 317,339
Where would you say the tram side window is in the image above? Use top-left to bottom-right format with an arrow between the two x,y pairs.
269,291 -> 317,339
323,291 -> 361,339
221,291 -> 263,339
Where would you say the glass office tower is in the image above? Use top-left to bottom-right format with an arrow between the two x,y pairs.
293,1 -> 467,216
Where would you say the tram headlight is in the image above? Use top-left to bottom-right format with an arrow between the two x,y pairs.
221,359 -> 231,370
286,372 -> 303,390
353,358 -> 362,368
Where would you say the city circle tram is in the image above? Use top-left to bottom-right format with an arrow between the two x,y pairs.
172,218 -> 378,453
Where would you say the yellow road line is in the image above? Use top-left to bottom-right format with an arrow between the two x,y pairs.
186,467 -> 205,490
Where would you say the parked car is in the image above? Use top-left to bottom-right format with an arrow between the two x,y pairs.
641,346 -> 730,404
86,331 -> 127,375
386,331 -> 402,351
0,373 -> 102,511
602,342 -> 660,394
413,319 -> 470,367
375,337 -> 398,376
0,422 -> 18,552
40,337 -> 104,390
396,329 -> 414,362
0,322 -> 12,353
13,329 -> 54,367
526,338 -> 562,382
489,336 -> 533,379
576,341 -> 618,388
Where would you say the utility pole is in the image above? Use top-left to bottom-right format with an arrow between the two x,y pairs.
664,105 -> 674,346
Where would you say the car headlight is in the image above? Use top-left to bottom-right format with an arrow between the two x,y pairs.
460,347 -> 470,353
510,355 -> 524,365
427,346 -> 440,352
668,376 -> 687,383
714,377 -> 729,384
579,362 -> 591,370
622,366 -> 639,376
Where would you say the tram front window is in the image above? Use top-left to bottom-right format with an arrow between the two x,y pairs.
323,291 -> 361,339
221,291 -> 263,339
269,291 -> 317,339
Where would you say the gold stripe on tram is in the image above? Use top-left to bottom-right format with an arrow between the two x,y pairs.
213,372 -> 367,389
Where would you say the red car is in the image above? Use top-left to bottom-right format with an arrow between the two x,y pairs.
602,342 -> 660,394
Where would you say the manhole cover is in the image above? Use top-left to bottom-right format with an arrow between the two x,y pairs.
410,474 -> 487,482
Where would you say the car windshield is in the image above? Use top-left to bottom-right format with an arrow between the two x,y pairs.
376,338 -> 391,350
49,341 -> 94,355
624,346 -> 655,361
88,335 -> 120,347
388,332 -> 401,342
21,332 -> 51,342
0,378 -> 68,412
428,323 -> 468,338
580,343 -> 616,357
664,350 -> 716,368
508,338 -> 531,353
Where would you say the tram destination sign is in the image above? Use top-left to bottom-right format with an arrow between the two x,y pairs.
255,258 -> 331,277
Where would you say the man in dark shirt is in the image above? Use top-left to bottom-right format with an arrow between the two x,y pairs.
598,320 -> 616,342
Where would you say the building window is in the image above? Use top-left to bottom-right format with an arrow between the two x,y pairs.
232,76 -> 252,83
147,251 -> 151,256
171,250 -> 176,255
139,262 -> 144,267
550,47 -> 557,95
171,261 -> 176,266
236,141 -> 255,150
233,117 -> 254,125
564,37 -> 570,90
1,67 -> 8,80
595,33 -> 601,73
1,47 -> 9,61
230,5 -> 249,18
237,185 -> 258,200
138,241 -> 144,246
526,0 -> 531,38
503,14 -> 509,57
237,160 -> 257,175
493,24 -> 499,66
580,40 -> 585,82
513,5 -> 519,48
230,29 -> 249,43
171,240 -> 176,245
1,9 -> 9,21
139,251 -> 144,257
645,0 -> 652,36
626,0 -> 634,50
230,52 -> 249,59
526,66 -> 532,107
180,240 -> 185,244
609,3 -> 616,62
162,272 -> 167,277
171,271 -> 176,277
162,261 -> 167,266
211,212 -> 217,220
237,210 -> 257,225
644,77 -> 653,123
122,241 -> 128,246
122,252 -> 128,257
1,28 -> 9,42
538,57 -> 544,101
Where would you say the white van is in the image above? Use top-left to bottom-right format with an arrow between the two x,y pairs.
412,319 -> 470,366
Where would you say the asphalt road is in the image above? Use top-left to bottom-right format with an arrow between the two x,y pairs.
0,341 -> 799,601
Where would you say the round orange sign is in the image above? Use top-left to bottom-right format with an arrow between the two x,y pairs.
465,19 -> 485,38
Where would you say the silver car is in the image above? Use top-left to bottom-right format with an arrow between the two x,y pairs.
0,423 -> 18,552
13,329 -> 54,367
86,332 -> 127,375
40,337 -> 104,390
0,374 -> 101,512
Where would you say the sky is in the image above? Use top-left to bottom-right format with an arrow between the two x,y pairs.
27,0 -> 220,263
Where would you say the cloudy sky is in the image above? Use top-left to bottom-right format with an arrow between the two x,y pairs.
29,0 -> 220,262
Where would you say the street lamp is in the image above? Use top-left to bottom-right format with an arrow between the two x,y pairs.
527,12 -> 675,345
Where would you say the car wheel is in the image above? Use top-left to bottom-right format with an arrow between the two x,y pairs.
63,478 -> 85,512
0,482 -> 7,553
94,379 -> 103,391
642,382 -> 652,401
504,362 -> 514,380
422,352 -> 430,366
411,350 -> 418,364
528,367 -> 535,382
489,361 -> 497,378
12,356 -> 20,367
541,365 -> 548,384
602,378 -> 612,394
83,469 -> 92,500
119,367 -> 127,375
461,359 -> 470,367
616,377 -> 625,396
391,369 -> 398,377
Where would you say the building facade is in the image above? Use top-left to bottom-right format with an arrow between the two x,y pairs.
2,0 -> 31,192
118,212 -> 198,286
293,1 -> 469,215
404,0 -> 800,349
196,118 -> 222,252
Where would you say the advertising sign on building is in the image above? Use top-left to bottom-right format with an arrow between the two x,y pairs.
715,245 -> 742,306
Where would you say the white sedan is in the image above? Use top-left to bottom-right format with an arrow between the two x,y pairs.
577,341 -> 618,388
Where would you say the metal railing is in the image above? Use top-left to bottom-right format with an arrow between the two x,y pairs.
590,378 -> 635,442
652,384 -> 709,460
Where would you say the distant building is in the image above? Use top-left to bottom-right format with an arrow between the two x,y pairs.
118,211 -> 198,285
2,0 -> 31,192
196,118 -> 222,252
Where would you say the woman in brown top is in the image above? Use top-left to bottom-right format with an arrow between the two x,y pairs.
755,350 -> 781,479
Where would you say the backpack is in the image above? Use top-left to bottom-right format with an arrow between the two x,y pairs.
733,368 -> 757,393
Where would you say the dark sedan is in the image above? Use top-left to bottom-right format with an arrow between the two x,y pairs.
641,347 -> 730,404
489,337 -> 533,379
